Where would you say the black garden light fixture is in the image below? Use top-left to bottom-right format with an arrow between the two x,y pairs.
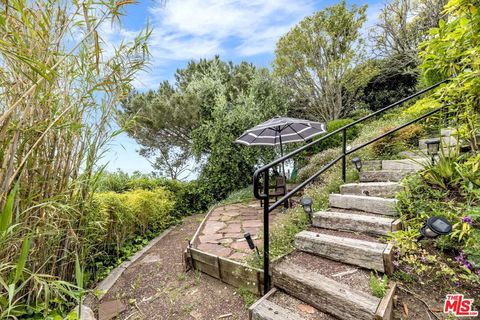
419,216 -> 452,240
425,138 -> 441,164
352,157 -> 362,172
244,233 -> 259,255
300,197 -> 313,223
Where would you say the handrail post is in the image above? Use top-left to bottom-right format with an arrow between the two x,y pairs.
262,169 -> 270,294
341,128 -> 347,182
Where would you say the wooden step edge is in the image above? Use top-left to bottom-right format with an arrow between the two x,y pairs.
249,288 -> 278,320
391,218 -> 402,232
329,194 -> 398,216
375,282 -> 397,320
339,182 -> 403,198
312,211 -> 393,236
295,231 -> 387,273
250,297 -> 305,320
273,260 -> 381,320
383,242 -> 395,275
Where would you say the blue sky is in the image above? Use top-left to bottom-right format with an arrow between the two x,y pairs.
100,0 -> 385,177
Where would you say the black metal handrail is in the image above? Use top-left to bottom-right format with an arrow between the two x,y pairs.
253,79 -> 449,294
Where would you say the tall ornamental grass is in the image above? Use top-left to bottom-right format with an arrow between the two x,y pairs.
0,0 -> 150,316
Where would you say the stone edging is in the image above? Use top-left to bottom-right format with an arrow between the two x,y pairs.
67,226 -> 174,319
189,204 -> 218,246
96,226 -> 173,299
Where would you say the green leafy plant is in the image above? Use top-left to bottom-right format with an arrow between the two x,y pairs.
238,287 -> 257,308
308,118 -> 360,154
420,0 -> 480,150
220,186 -> 254,205
370,272 -> 389,298
370,124 -> 424,157
392,151 -> 480,290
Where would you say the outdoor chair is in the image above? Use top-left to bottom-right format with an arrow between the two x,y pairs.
259,176 -> 288,208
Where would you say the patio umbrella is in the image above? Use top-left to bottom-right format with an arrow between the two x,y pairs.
235,116 -> 326,176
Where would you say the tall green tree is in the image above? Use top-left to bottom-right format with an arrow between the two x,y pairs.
370,0 -> 448,73
363,0 -> 448,112
273,1 -> 367,121
419,0 -> 479,149
120,57 -> 288,197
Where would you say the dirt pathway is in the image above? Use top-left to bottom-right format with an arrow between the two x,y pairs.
98,214 -> 250,320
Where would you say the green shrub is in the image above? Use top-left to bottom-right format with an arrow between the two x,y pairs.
309,118 -> 360,154
95,170 -> 132,193
220,185 -> 254,205
297,148 -> 341,182
370,124 -> 424,157
83,188 -> 176,281
96,171 -> 212,216
391,151 -> 480,287
123,188 -> 176,233
173,180 -> 213,216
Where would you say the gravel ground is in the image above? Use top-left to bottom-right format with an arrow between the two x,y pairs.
97,214 -> 250,320
308,226 -> 380,243
277,251 -> 373,294
269,290 -> 336,320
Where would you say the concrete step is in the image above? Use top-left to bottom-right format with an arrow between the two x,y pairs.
250,294 -> 305,320
329,194 -> 398,216
340,182 -> 402,198
419,136 -> 458,149
441,128 -> 454,137
272,251 -> 395,320
249,288 -> 335,320
398,150 -> 427,158
312,211 -> 401,236
359,170 -> 414,182
381,159 -> 426,171
294,230 -> 392,273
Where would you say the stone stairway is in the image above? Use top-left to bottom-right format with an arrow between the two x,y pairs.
249,130 -> 458,320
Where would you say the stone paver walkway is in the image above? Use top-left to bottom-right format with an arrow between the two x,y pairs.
194,201 -> 281,261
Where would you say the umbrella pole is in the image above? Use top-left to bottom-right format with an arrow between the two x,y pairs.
279,134 -> 286,178
279,135 -> 288,209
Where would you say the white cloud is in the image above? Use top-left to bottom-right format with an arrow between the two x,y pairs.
147,0 -> 314,61
98,0 -> 314,89
98,0 -> 386,90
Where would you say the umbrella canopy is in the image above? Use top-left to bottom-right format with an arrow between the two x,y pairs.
236,117 -> 326,177
236,117 -> 326,148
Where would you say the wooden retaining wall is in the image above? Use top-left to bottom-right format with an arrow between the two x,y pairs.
185,247 -> 264,295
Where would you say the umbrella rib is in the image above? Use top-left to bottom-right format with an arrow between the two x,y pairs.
252,127 -> 269,144
286,123 -> 307,142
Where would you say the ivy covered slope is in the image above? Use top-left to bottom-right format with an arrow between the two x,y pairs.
390,0 -> 480,296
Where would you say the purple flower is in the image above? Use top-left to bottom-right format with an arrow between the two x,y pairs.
393,260 -> 400,268
455,251 -> 474,270
476,269 -> 480,275
455,252 -> 466,263
403,265 -> 413,274
462,216 -> 473,224
393,248 -> 401,257
420,255 -> 427,263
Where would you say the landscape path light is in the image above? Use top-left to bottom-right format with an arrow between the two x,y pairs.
244,233 -> 259,256
352,157 -> 362,172
300,197 -> 313,223
425,138 -> 441,164
419,216 -> 452,240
